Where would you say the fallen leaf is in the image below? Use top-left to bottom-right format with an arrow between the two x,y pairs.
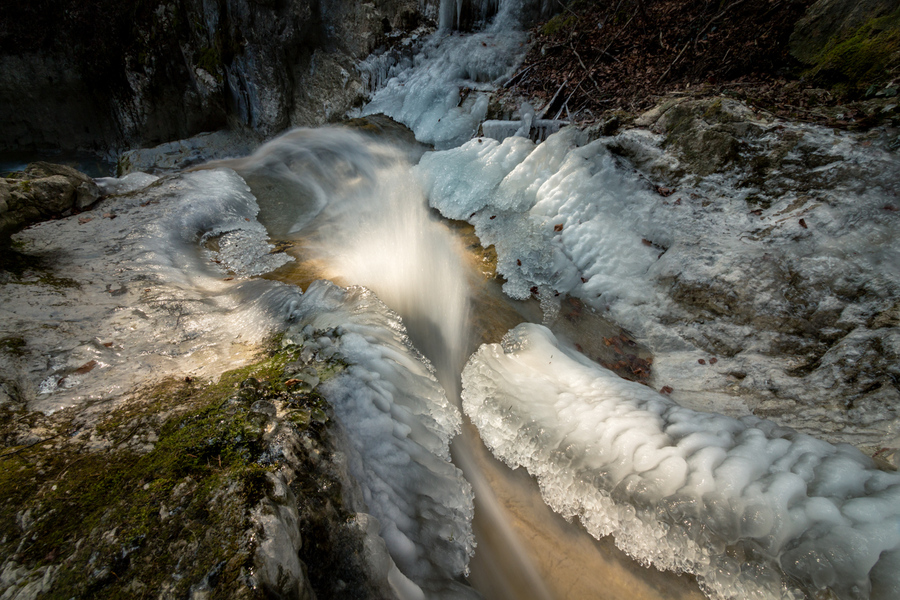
660,385 -> 674,394
285,378 -> 302,387
799,218 -> 807,229
74,360 -> 98,375
698,358 -> 706,365
641,238 -> 653,246
78,216 -> 93,224
102,342 -> 114,348
223,277 -> 234,281
517,259 -> 522,266
709,357 -> 718,365
657,186 -> 674,197
554,223 -> 564,232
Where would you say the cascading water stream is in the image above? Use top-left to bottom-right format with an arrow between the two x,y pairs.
213,128 -> 560,599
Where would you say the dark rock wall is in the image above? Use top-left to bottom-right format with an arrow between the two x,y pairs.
0,0 -> 417,154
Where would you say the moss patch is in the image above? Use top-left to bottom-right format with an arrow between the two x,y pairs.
0,337 -> 26,357
802,8 -> 900,97
0,337 -> 345,599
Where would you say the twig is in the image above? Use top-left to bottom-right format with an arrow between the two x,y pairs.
0,433 -> 62,459
504,64 -> 535,89
695,0 -> 747,42
656,40 -> 691,85
541,75 -> 572,119
555,0 -> 580,20
570,44 -> 605,96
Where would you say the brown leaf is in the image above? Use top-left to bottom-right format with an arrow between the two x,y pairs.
285,378 -> 302,387
554,223 -> 564,232
74,360 -> 98,375
642,238 -> 653,246
709,357 -> 718,365
799,218 -> 807,229
660,385 -> 674,394
657,186 -> 674,197
698,358 -> 706,365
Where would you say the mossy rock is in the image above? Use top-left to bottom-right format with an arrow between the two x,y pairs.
791,0 -> 900,97
0,336 -> 371,600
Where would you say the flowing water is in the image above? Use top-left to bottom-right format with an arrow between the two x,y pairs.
213,126 -> 709,599
195,1 -> 900,598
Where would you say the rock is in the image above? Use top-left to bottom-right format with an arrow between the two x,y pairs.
650,98 -> 764,176
24,162 -> 100,209
117,130 -> 261,175
0,0 -> 420,154
790,0 -> 897,64
789,0 -> 900,95
0,162 -> 101,246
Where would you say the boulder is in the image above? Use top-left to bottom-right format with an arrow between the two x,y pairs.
0,162 -> 100,245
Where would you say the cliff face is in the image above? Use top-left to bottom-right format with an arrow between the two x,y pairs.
0,0 -> 419,154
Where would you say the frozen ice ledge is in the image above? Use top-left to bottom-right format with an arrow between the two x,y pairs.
462,323 -> 900,600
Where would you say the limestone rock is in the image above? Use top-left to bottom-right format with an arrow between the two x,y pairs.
0,0 -> 420,154
639,97 -> 767,176
0,162 -> 100,245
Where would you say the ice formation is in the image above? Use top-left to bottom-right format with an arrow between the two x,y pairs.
418,127 -> 664,306
463,323 -> 900,600
139,168 -> 293,282
357,1 -> 530,148
283,281 -> 477,599
419,122 -> 900,446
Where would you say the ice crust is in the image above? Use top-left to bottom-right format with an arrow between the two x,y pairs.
463,323 -> 900,600
358,10 -> 527,149
283,281 -> 477,599
419,124 -> 900,446
418,127 -> 663,305
139,168 -> 293,282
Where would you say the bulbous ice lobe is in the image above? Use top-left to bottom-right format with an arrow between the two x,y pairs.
286,281 -> 478,599
462,323 -> 900,600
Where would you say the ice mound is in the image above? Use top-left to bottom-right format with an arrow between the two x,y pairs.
419,127 -> 663,305
94,171 -> 159,195
462,323 -> 900,600
285,280 -> 478,599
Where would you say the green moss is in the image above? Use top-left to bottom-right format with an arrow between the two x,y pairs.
115,154 -> 131,178
541,13 -> 578,36
0,337 -> 26,356
804,8 -> 900,97
0,337 -> 345,598
197,45 -> 222,78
